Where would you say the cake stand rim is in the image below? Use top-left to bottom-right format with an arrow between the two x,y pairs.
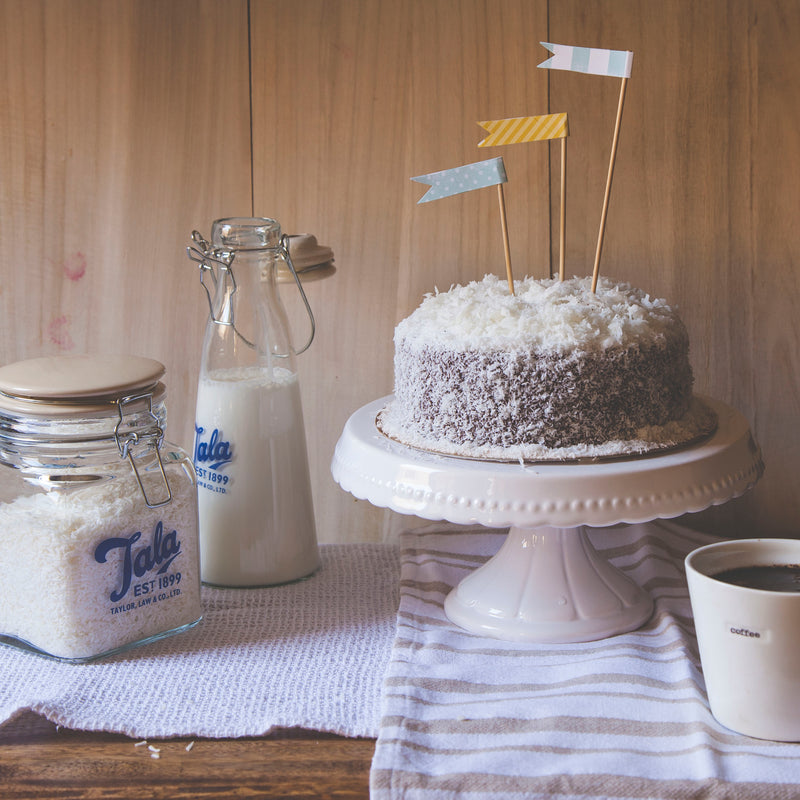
330,394 -> 764,529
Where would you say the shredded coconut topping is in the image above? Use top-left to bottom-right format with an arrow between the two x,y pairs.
396,274 -> 680,353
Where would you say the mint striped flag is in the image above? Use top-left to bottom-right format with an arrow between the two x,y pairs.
538,42 -> 633,79
411,157 -> 507,203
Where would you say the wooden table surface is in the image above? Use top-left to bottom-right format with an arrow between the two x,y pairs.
0,711 -> 373,799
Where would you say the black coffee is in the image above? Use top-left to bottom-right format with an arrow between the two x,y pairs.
713,564 -> 800,592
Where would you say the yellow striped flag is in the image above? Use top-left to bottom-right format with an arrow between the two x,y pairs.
477,113 -> 569,147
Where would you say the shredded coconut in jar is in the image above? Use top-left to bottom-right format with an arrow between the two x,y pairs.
0,456 -> 202,661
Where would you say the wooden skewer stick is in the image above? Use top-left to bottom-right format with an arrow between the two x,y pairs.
559,136 -> 567,281
497,183 -> 514,295
591,76 -> 628,293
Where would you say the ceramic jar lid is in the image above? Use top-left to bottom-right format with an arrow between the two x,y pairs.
0,355 -> 166,416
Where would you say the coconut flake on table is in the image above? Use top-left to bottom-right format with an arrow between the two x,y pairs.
396,274 -> 680,354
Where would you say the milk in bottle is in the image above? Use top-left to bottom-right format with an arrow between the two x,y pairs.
188,218 -> 319,586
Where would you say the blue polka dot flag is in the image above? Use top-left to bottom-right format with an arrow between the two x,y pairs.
412,157 -> 507,204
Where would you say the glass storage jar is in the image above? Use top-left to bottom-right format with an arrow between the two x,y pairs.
0,354 -> 202,662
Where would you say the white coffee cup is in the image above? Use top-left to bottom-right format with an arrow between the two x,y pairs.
685,538 -> 800,741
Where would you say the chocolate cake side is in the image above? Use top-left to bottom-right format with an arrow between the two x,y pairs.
391,323 -> 692,450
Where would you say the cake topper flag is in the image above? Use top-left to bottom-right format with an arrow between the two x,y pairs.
412,157 -> 515,295
477,113 -> 568,146
478,114 -> 570,281
537,43 -> 633,79
411,157 -> 507,203
539,42 -> 633,292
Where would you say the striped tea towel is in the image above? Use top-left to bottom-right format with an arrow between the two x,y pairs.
371,522 -> 800,799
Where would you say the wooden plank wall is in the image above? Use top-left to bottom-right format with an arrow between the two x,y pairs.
0,0 -> 252,445
1,0 -> 797,542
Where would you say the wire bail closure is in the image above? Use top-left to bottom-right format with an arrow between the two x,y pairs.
114,392 -> 173,509
279,233 -> 316,354
187,231 -> 236,326
187,229 -> 315,355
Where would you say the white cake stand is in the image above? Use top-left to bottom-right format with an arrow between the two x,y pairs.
331,396 -> 764,643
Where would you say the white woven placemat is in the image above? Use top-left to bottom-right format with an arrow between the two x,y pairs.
0,542 -> 400,739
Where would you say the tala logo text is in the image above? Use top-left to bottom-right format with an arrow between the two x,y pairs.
95,521 -> 182,603
194,424 -> 233,470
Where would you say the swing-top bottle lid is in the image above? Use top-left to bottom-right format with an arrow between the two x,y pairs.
282,233 -> 335,282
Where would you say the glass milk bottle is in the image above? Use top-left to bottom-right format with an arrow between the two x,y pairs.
187,217 -> 320,587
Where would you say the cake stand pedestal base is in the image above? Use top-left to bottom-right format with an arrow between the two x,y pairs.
331,395 -> 763,643
444,525 -> 653,643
